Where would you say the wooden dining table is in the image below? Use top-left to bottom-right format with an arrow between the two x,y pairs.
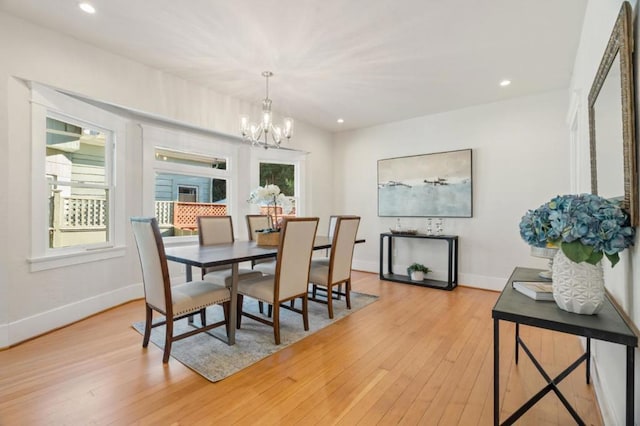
165,235 -> 363,345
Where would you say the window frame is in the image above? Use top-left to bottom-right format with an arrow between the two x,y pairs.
142,125 -> 236,244
28,83 -> 126,271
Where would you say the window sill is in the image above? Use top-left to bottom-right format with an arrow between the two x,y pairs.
28,246 -> 126,272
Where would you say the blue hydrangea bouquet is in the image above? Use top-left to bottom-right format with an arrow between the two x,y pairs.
519,194 -> 634,267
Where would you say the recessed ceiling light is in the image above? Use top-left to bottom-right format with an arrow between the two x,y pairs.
500,80 -> 511,87
79,2 -> 96,14
337,118 -> 344,124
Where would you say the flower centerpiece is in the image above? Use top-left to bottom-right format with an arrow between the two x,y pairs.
247,184 -> 293,232
519,193 -> 634,267
519,193 -> 634,314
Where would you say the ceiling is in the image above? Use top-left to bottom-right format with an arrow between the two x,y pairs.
0,0 -> 587,133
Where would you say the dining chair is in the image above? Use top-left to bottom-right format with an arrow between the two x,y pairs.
130,217 -> 231,363
246,214 -> 274,315
308,216 -> 360,318
326,215 -> 339,257
197,215 -> 263,286
248,214 -> 279,277
236,217 -> 319,344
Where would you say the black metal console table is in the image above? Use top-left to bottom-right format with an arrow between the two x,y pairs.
492,267 -> 637,425
379,232 -> 458,290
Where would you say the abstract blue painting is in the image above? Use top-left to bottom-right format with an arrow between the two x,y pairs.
378,149 -> 472,217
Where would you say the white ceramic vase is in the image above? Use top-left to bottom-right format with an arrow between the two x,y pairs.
551,249 -> 605,315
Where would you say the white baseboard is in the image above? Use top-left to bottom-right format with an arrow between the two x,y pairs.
590,352 -> 617,426
2,283 -> 144,348
0,323 -> 8,350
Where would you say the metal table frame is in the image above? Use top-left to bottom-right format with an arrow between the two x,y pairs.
492,267 -> 637,425
379,232 -> 458,290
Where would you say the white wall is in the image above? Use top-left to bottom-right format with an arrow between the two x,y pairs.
569,1 -> 640,424
0,11 -> 334,347
334,90 -> 571,290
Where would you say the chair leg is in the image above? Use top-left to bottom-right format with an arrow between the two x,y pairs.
345,279 -> 351,309
163,319 -> 173,363
302,296 -> 309,331
143,304 -> 152,347
273,303 -> 280,345
236,294 -> 244,329
200,308 -> 207,326
259,301 -> 264,314
327,284 -> 335,319
268,304 -> 273,318
312,284 -> 317,298
222,302 -> 230,337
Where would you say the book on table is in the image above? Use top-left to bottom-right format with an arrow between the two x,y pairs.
512,281 -> 554,301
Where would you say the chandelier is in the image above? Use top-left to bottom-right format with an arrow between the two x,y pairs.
240,71 -> 294,149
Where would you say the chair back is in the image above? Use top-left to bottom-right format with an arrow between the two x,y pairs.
328,215 -> 339,239
130,217 -> 171,313
197,215 -> 234,246
275,217 -> 319,300
329,216 -> 361,283
246,214 -> 272,241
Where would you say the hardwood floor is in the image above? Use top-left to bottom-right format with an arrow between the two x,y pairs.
0,271 -> 603,425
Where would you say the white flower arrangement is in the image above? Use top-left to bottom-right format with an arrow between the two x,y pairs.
248,184 -> 293,229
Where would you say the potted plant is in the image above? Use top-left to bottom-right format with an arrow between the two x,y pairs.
519,193 -> 634,314
407,263 -> 430,281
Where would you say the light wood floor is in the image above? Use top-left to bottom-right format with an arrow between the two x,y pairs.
0,271 -> 603,425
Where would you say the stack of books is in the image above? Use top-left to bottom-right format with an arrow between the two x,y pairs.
512,280 -> 554,301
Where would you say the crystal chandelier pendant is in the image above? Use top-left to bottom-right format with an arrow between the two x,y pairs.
240,71 -> 294,149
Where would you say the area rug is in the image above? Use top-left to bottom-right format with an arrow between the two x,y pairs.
131,291 -> 378,382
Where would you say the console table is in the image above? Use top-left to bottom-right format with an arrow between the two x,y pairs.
379,232 -> 458,290
492,267 -> 637,425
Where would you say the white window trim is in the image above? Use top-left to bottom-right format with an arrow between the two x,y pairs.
28,83 -> 126,271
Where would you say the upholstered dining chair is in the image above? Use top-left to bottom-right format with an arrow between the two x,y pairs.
130,217 -> 231,363
308,216 -> 360,318
246,214 -> 274,315
245,214 -> 274,267
236,217 -> 319,344
197,215 -> 262,286
326,215 -> 339,257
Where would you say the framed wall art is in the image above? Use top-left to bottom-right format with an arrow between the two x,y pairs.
377,149 -> 472,217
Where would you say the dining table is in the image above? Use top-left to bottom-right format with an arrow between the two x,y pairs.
165,235 -> 364,345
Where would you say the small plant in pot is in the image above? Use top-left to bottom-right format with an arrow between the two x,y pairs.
407,263 -> 430,281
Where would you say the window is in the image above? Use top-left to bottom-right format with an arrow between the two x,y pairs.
177,185 -> 198,202
259,162 -> 295,196
29,83 -> 126,271
259,161 -> 297,219
153,148 -> 229,238
46,117 -> 111,249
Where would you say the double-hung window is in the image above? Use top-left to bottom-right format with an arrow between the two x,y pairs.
29,84 -> 126,271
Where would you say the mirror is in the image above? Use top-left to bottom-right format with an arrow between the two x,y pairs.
589,1 -> 637,226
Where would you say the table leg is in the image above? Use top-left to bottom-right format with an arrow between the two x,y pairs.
227,263 -> 238,345
387,236 -> 394,274
379,234 -> 385,279
447,240 -> 454,288
586,338 -> 590,384
187,265 -> 194,324
515,323 -> 519,365
494,318 -> 500,426
626,345 -> 634,426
